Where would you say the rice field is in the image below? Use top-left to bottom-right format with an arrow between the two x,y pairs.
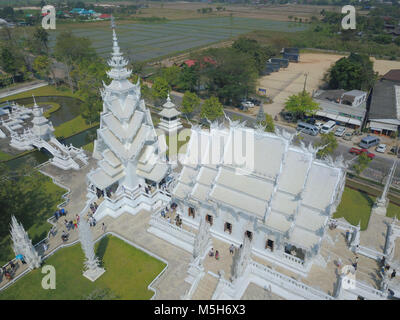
48,17 -> 307,62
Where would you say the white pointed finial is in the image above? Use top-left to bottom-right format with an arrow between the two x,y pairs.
32,95 -> 38,107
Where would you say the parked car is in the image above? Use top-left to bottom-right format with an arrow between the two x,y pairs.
296,122 -> 319,136
304,117 -> 316,125
349,147 -> 375,159
376,144 -> 387,153
334,127 -> 346,137
315,122 -> 324,132
359,135 -> 380,149
343,132 -> 353,141
248,98 -> 261,106
241,101 -> 255,108
282,112 -> 294,122
320,120 -> 336,134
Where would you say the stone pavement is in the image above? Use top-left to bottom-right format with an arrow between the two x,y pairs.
241,282 -> 284,300
360,213 -> 392,254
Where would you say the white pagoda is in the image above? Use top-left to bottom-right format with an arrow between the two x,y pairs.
158,94 -> 183,134
88,23 -> 169,219
31,96 -> 55,140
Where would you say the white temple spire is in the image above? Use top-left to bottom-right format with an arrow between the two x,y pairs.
10,215 -> 41,269
372,160 -> 398,216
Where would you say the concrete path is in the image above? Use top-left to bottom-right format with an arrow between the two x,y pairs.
0,81 -> 48,100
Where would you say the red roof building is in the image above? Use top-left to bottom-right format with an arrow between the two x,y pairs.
99,14 -> 111,19
182,56 -> 216,68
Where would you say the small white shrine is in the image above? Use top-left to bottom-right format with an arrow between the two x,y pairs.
158,94 -> 183,134
31,97 -> 55,141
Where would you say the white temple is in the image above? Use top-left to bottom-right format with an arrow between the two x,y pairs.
158,121 -> 346,276
158,94 -> 183,134
87,24 -> 170,219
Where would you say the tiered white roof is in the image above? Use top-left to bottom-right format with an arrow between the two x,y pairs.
172,122 -> 346,253
89,25 -> 168,190
159,94 -> 181,119
30,97 -> 55,140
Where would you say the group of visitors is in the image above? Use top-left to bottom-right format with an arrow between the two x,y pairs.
209,248 -> 220,260
53,208 -> 67,221
64,214 -> 80,232
175,214 -> 182,228
1,260 -> 18,281
329,220 -> 338,230
380,256 -> 396,279
96,189 -> 104,199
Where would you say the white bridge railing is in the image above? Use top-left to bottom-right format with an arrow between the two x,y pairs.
249,261 -> 334,300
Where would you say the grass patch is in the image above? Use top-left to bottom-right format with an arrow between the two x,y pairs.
54,115 -> 99,139
333,187 -> 400,230
82,141 -> 94,153
0,172 -> 66,265
0,235 -> 166,300
0,150 -> 14,161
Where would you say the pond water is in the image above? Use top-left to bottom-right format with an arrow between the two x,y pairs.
12,96 -> 83,127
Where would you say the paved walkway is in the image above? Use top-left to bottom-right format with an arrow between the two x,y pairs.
0,81 -> 48,99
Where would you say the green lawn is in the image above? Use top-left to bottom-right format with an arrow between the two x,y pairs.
82,141 -> 94,153
54,115 -> 99,139
0,172 -> 66,265
333,187 -> 400,231
0,150 -> 14,161
0,235 -> 166,300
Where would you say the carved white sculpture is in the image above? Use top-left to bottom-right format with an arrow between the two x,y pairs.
10,215 -> 41,269
231,236 -> 252,281
79,219 -> 105,281
193,214 -> 212,261
372,160 -> 397,216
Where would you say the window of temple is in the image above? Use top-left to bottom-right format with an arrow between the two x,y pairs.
206,214 -> 213,226
188,207 -> 195,218
245,230 -> 253,241
224,222 -> 232,234
265,239 -> 274,251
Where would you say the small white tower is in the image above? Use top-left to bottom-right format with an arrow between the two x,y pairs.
31,96 -> 55,141
158,94 -> 183,134
10,215 -> 41,269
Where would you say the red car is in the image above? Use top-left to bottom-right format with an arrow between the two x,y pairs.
349,147 -> 375,159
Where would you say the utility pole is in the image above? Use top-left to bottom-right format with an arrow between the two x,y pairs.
303,72 -> 308,93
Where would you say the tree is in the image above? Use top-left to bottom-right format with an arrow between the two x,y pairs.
232,38 -> 273,74
316,132 -> 338,158
200,96 -> 224,121
152,76 -> 170,102
326,53 -> 377,91
182,91 -> 200,117
33,55 -> 51,81
262,113 -> 275,133
33,27 -> 49,53
161,65 -> 181,88
284,91 -> 320,119
353,152 -> 371,175
81,91 -> 103,125
0,47 -> 21,83
176,64 -> 200,92
201,48 -> 258,105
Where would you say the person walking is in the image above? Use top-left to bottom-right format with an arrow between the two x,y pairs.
76,214 -> 80,224
229,244 -> 235,255
73,219 -> 78,229
215,250 -> 220,260
102,222 -> 106,233
391,269 -> 396,279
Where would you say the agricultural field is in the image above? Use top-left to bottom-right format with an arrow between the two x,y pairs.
49,17 -> 308,62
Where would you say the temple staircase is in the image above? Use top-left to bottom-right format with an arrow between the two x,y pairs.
191,273 -> 219,300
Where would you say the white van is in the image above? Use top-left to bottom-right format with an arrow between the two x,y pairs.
320,120 -> 336,134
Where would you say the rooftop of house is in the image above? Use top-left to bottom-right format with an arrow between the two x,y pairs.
369,79 -> 399,120
383,69 -> 400,83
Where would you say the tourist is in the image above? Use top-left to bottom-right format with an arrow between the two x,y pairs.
345,230 -> 350,243
337,258 -> 342,269
209,248 -> 214,257
160,210 -> 165,218
229,244 -> 235,255
102,222 -> 106,233
50,227 -> 56,238
60,208 -> 66,216
89,216 -> 94,227
215,250 -> 220,260
76,214 -> 80,224
9,261 -> 15,272
54,211 -> 59,221
73,219 -> 78,229
391,269 -> 396,279
92,217 -> 97,227
381,256 -> 386,267
43,242 -> 48,252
